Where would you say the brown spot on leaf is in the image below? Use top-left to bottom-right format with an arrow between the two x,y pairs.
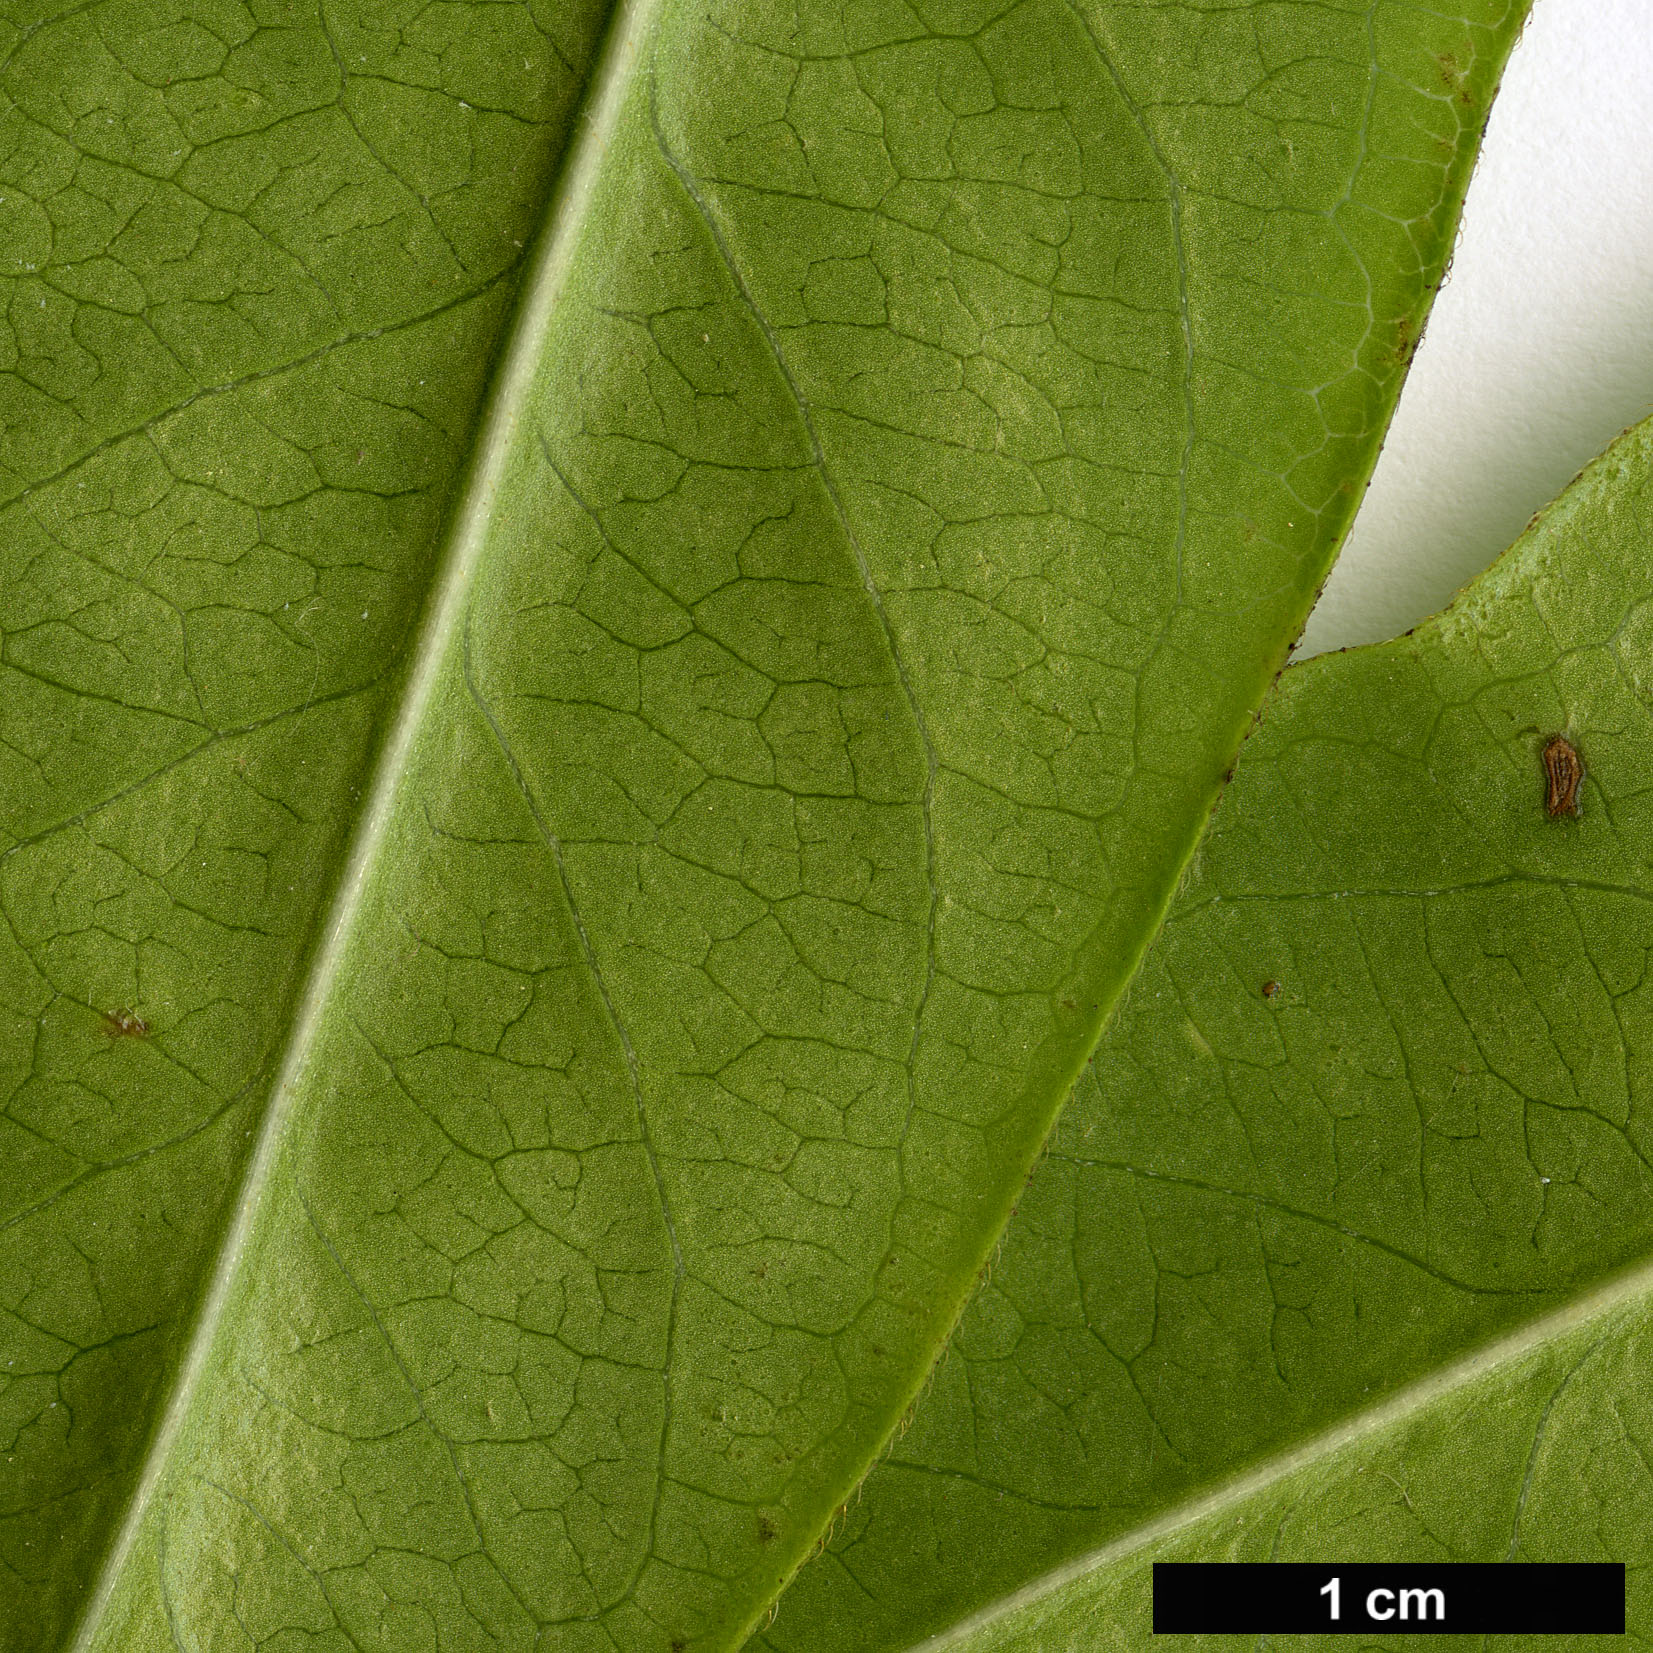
1542,734 -> 1584,818
1391,315 -> 1421,368
101,1009 -> 149,1038
1261,980 -> 1281,1000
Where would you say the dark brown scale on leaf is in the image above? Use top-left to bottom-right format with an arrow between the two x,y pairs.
1542,734 -> 1584,818
1261,979 -> 1281,1000
101,1008 -> 148,1038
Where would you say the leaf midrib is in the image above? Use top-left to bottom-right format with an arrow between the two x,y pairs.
60,0 -> 661,1638
900,1253 -> 1653,1652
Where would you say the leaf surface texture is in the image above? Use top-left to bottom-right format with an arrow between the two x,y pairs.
0,0 -> 1527,1647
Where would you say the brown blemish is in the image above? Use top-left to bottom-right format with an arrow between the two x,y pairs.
101,1008 -> 149,1039
1435,49 -> 1477,107
1391,314 -> 1424,369
1542,734 -> 1584,818
1261,980 -> 1281,1000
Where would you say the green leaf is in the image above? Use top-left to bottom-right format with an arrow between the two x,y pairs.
767,414 -> 1653,1651
0,0 -> 1525,1647
924,1265 -> 1653,1651
0,0 -> 618,1640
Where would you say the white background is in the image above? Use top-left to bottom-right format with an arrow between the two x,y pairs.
1297,0 -> 1653,657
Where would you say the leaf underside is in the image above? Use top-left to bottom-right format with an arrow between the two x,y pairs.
0,0 -> 1531,1648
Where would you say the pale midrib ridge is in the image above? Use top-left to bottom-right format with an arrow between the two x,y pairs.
61,0 -> 663,1641
905,1252 -> 1653,1652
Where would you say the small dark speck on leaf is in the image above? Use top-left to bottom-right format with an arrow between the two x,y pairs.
101,1008 -> 149,1038
758,1515 -> 777,1544
1542,734 -> 1584,818
1261,980 -> 1281,1000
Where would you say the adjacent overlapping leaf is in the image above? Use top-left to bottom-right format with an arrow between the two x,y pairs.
0,0 -> 1528,1647
930,1270 -> 1651,1651
763,414 -> 1653,1650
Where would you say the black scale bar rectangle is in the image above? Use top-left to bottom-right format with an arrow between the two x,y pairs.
1152,1562 -> 1625,1634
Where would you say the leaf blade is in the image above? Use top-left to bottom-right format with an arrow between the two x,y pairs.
2,0 -> 1529,1646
